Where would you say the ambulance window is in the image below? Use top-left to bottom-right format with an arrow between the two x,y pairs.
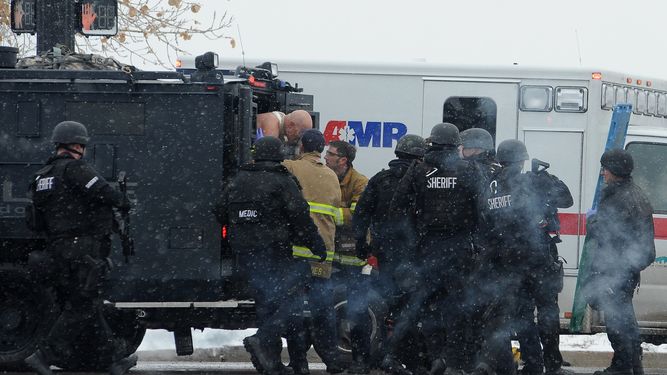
626,142 -> 667,213
443,97 -> 497,141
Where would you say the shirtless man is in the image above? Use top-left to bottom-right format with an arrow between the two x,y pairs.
257,110 -> 314,159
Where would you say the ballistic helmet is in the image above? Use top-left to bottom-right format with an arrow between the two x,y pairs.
496,139 -> 529,163
395,134 -> 427,158
460,128 -> 494,151
254,136 -> 284,162
427,123 -> 460,146
600,149 -> 633,177
300,129 -> 325,153
51,121 -> 90,145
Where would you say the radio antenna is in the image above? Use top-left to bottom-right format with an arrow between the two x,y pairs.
237,24 -> 246,68
575,28 -> 583,66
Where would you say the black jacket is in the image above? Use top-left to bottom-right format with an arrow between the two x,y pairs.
214,161 -> 326,260
391,148 -> 481,238
353,158 -> 417,259
30,153 -> 126,238
588,178 -> 655,276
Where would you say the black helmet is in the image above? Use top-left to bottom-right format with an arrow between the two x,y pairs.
51,121 -> 90,145
460,128 -> 494,151
600,149 -> 633,177
427,123 -> 460,146
395,134 -> 427,158
254,136 -> 284,162
496,139 -> 529,163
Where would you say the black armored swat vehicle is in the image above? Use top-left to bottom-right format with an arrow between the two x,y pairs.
0,43 -> 319,369
0,0 -> 323,365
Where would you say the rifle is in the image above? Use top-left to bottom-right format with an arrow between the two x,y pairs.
529,158 -> 561,234
531,158 -> 550,174
117,171 -> 135,263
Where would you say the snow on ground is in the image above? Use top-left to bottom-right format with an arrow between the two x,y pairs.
138,329 -> 667,353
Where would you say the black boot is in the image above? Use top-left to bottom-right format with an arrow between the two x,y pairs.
348,350 -> 370,375
244,335 -> 277,374
381,354 -> 413,375
428,358 -> 446,375
325,360 -> 345,374
24,350 -> 54,375
288,361 -> 310,375
348,327 -> 370,374
109,353 -> 138,375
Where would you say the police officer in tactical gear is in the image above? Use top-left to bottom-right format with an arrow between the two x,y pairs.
214,136 -> 328,375
390,123 -> 481,375
517,154 -> 574,375
459,127 -> 500,372
472,139 -> 572,375
354,134 -> 427,375
24,121 -> 136,375
586,149 -> 654,375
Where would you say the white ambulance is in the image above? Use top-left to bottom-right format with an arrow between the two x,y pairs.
221,58 -> 667,341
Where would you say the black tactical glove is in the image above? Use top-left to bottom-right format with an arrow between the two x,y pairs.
355,239 -> 370,260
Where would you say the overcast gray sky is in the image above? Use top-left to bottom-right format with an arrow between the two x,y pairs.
172,0 -> 667,80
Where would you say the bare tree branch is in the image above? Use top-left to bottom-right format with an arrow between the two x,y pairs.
0,0 -> 234,68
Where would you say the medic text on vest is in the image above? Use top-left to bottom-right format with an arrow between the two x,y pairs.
238,209 -> 258,218
323,121 -> 407,148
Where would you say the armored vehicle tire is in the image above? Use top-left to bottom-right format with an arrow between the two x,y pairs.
333,286 -> 387,366
54,307 -> 146,371
0,265 -> 57,369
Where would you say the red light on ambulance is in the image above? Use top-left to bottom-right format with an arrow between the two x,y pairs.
637,79 -> 642,85
591,72 -> 602,80
626,78 -> 633,84
647,81 -> 653,87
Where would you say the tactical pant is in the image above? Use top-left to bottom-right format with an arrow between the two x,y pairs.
387,233 -> 473,370
516,265 -> 564,373
287,275 -> 339,366
473,264 -> 522,375
516,240 -> 565,373
242,255 -> 307,366
336,265 -> 373,364
599,273 -> 641,372
41,235 -> 124,363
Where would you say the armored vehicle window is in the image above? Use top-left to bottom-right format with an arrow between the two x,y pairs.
442,97 -> 497,141
626,142 -> 667,214
16,102 -> 40,137
66,102 -> 145,135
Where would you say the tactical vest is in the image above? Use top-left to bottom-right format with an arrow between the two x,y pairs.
31,157 -> 113,238
418,161 -> 477,237
482,169 -> 544,257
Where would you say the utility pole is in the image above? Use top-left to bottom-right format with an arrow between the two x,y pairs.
36,0 -> 76,54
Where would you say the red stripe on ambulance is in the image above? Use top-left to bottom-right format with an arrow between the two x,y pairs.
558,213 -> 667,240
